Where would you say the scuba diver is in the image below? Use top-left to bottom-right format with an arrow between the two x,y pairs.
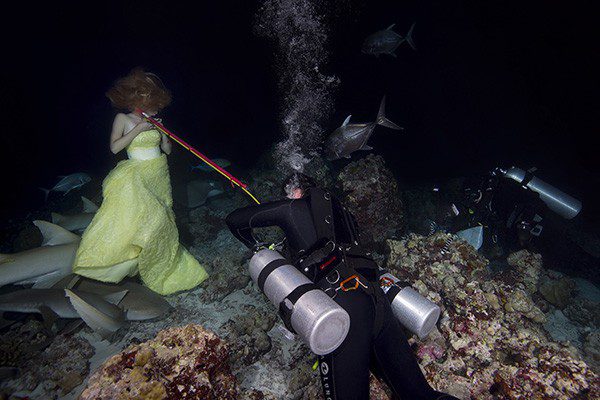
226,173 -> 459,400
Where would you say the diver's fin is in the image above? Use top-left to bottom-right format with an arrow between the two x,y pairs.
102,290 -> 129,306
81,196 -> 98,213
376,96 -> 403,130
386,23 -> 396,31
51,212 -> 63,225
33,220 -> 80,246
405,23 -> 416,50
342,115 -> 352,126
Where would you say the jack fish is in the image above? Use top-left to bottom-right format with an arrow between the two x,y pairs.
362,23 -> 416,57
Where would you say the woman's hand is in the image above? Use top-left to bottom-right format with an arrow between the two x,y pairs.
132,121 -> 153,133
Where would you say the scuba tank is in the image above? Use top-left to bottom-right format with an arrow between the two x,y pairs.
379,270 -> 440,339
249,249 -> 350,355
498,167 -> 582,219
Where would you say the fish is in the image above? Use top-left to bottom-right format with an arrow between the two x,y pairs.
362,23 -> 416,57
185,179 -> 225,208
0,221 -> 80,288
0,288 -> 127,338
51,196 -> 98,232
325,96 -> 403,160
40,172 -> 91,201
190,158 -> 231,173
67,277 -> 172,321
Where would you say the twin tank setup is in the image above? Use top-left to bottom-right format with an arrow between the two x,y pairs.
249,249 -> 440,355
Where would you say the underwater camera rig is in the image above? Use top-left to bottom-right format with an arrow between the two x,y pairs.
493,166 -> 582,219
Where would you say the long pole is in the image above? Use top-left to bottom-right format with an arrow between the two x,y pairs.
138,110 -> 261,204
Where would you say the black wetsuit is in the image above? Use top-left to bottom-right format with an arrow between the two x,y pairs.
226,191 -> 458,400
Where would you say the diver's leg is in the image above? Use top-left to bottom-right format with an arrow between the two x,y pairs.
318,289 -> 374,400
371,293 -> 459,400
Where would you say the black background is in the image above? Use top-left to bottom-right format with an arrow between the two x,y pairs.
0,0 -> 597,222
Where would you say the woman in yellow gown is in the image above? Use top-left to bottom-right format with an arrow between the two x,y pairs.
73,68 -> 208,295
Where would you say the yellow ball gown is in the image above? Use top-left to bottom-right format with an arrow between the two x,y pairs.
72,129 -> 208,295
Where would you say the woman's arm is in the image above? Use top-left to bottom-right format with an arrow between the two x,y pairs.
160,133 -> 172,154
109,114 -> 153,154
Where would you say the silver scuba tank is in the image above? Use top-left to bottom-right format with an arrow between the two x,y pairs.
500,167 -> 582,219
379,271 -> 440,339
249,249 -> 351,355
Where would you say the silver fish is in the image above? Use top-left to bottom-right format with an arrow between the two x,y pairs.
325,96 -> 403,160
40,172 -> 91,201
51,196 -> 98,232
0,221 -> 79,288
362,23 -> 416,57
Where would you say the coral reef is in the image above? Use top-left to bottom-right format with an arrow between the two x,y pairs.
0,325 -> 94,398
337,154 -> 404,248
80,324 -> 239,400
386,232 -> 599,399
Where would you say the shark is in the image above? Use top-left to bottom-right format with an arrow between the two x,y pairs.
0,288 -> 126,338
40,172 -> 91,201
0,220 -> 79,288
362,23 -> 416,57
51,196 -> 98,232
325,96 -> 403,160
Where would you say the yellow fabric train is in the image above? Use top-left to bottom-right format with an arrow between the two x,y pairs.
73,129 -> 208,295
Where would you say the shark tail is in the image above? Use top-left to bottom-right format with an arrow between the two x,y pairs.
405,23 -> 416,50
39,187 -> 50,202
376,96 -> 404,130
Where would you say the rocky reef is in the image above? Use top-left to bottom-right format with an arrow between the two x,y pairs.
0,320 -> 94,398
386,233 -> 599,399
80,324 -> 240,400
337,154 -> 404,248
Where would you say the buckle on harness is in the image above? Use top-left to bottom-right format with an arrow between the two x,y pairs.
340,274 -> 368,292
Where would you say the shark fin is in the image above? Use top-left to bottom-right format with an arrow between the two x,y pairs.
405,23 -> 416,50
31,272 -> 67,289
39,305 -> 58,332
385,23 -> 396,31
50,274 -> 81,290
59,319 -> 85,336
360,144 -> 373,151
81,196 -> 99,213
102,290 -> 129,305
376,96 -> 404,130
65,289 -> 124,339
388,51 -> 397,58
342,115 -> 352,126
33,220 -> 80,246
51,212 -> 63,225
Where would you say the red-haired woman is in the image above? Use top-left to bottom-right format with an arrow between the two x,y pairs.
73,68 -> 208,295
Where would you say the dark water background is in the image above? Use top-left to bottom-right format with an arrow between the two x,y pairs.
0,0 -> 597,224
